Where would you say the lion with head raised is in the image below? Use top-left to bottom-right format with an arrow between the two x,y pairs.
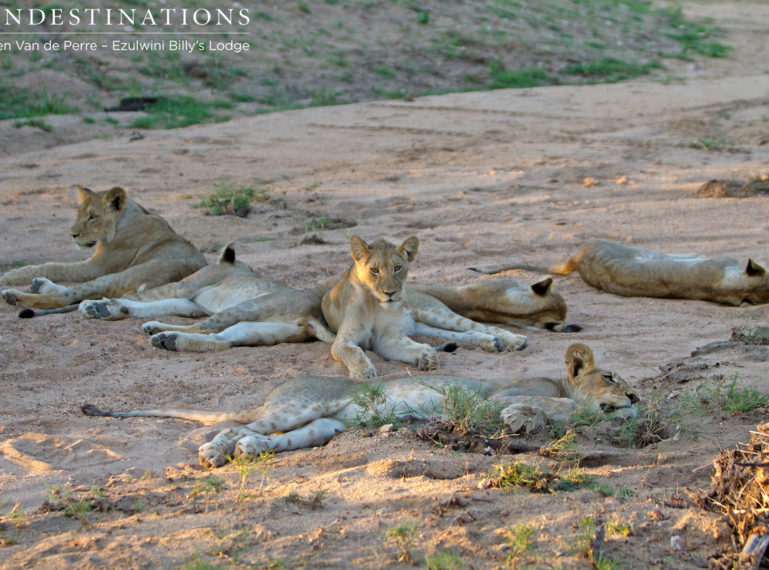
1,185 -> 206,312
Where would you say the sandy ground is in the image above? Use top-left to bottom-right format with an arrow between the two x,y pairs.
2,2 -> 769,568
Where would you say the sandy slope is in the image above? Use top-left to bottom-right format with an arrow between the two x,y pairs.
1,2 -> 769,567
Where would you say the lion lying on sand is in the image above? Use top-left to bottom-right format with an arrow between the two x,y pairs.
82,343 -> 640,468
1,186 -> 205,311
471,239 -> 769,306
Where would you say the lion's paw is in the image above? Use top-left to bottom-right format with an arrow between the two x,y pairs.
80,299 -> 128,320
501,405 -> 546,434
235,434 -> 271,459
142,321 -> 164,336
198,443 -> 228,469
1,289 -> 18,305
30,277 -> 65,295
350,363 -> 378,379
417,346 -> 439,371
150,332 -> 178,351
497,331 -> 527,352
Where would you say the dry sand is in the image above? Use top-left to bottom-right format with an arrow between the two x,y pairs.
2,2 -> 769,567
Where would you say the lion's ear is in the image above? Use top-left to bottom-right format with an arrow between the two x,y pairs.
398,236 -> 419,262
104,187 -> 127,212
565,343 -> 596,381
531,278 -> 553,296
746,259 -> 766,277
76,185 -> 93,205
349,235 -> 369,262
218,243 -> 236,264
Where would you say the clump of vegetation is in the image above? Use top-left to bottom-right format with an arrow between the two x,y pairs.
688,423 -> 769,566
232,450 -> 274,501
129,96 -> 233,130
385,521 -> 419,564
188,475 -> 226,499
550,404 -> 610,439
194,184 -> 268,217
351,382 -> 401,427
684,375 -> 769,416
486,462 -> 599,494
14,118 -> 53,132
489,59 -> 556,89
285,489 -> 327,510
425,549 -> 465,570
608,395 -> 669,448
504,523 -> 537,565
540,429 -> 583,463
732,323 -> 769,345
0,83 -> 77,120
565,57 -> 664,83
439,383 -> 505,435
487,462 -> 554,493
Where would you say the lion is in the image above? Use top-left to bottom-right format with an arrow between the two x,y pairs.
80,239 -> 531,366
81,343 -> 640,469
321,235 -> 528,377
470,238 -> 769,306
80,243 -> 338,350
415,277 -> 580,332
0,186 -> 206,311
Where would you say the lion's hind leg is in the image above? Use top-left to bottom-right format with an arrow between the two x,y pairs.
80,298 -> 204,320
235,418 -> 345,459
149,320 -> 315,352
199,399 -> 347,467
408,292 -> 527,351
412,322 -> 505,353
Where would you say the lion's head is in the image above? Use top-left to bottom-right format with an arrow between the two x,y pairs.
349,235 -> 419,304
70,186 -> 128,248
565,343 -> 640,418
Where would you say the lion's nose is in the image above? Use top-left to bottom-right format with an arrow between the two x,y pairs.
384,290 -> 396,298
71,232 -> 80,239
627,392 -> 640,404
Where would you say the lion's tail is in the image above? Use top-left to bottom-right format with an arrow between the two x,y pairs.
18,304 -> 80,318
468,252 -> 582,276
80,403 -> 264,425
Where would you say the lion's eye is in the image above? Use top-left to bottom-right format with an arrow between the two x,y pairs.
370,267 -> 379,275
394,265 -> 402,272
87,214 -> 96,222
602,373 -> 617,383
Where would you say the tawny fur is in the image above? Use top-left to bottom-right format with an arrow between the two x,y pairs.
82,343 -> 639,469
321,235 -> 527,378
471,239 -> 769,306
1,186 -> 205,310
81,240 -> 531,361
79,244 -> 335,351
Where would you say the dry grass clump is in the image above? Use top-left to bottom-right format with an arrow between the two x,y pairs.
688,423 -> 769,567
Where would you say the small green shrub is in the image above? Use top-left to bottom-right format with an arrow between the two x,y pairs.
193,185 -> 267,217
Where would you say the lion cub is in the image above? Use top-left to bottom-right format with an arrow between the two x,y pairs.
472,239 -> 769,306
322,235 -> 436,377
81,343 -> 639,469
321,235 -> 527,377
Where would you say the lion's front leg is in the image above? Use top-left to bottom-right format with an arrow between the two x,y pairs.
375,335 -> 439,371
330,336 -> 378,378
499,396 -> 576,433
0,260 -> 104,287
